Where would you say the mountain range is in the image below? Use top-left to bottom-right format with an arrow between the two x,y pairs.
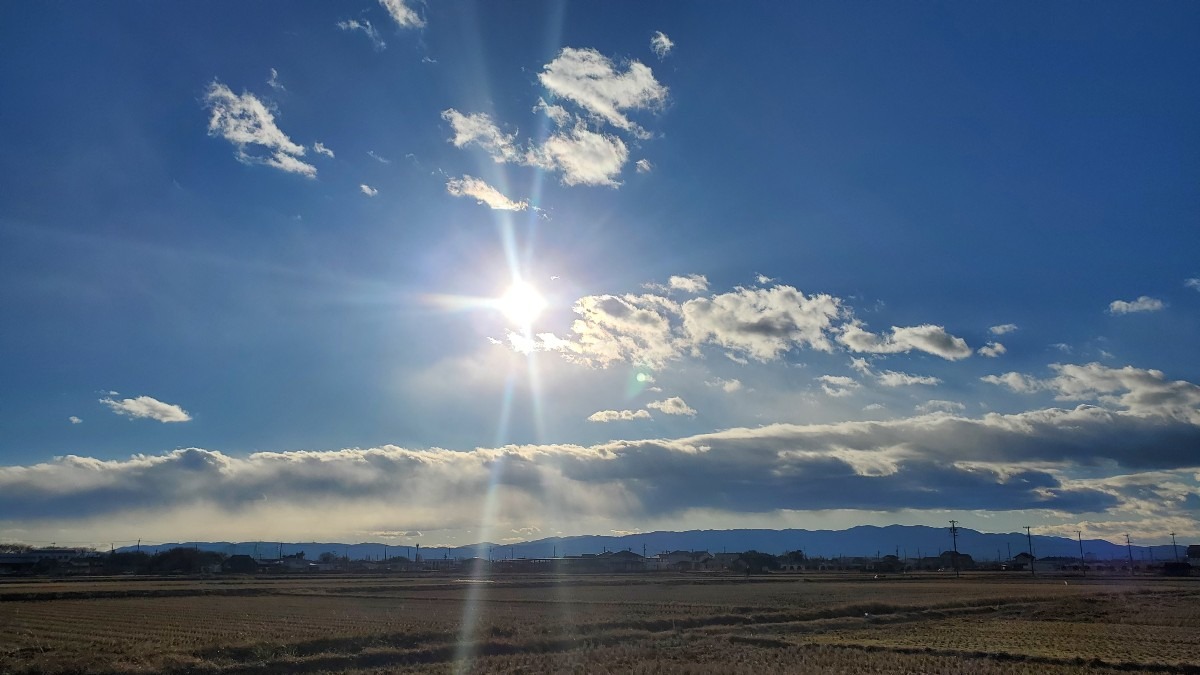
115,525 -> 1192,563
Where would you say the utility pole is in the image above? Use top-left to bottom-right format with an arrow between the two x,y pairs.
948,520 -> 960,578
1076,531 -> 1086,577
1125,534 -> 1134,574
137,538 -> 141,554
1024,526 -> 1035,577
1171,532 -> 1179,562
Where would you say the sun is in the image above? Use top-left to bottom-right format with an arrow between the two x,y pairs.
497,281 -> 547,328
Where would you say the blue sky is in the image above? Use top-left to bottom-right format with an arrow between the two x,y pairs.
1,1 -> 1198,548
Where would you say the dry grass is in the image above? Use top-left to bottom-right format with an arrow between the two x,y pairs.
1,574 -> 1197,673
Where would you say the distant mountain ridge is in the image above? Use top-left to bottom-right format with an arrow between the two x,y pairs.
115,525 -> 1189,563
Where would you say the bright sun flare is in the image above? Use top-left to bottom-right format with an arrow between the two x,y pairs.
497,281 -> 547,328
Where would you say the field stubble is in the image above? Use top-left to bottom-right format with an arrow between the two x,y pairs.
1,573 -> 1197,673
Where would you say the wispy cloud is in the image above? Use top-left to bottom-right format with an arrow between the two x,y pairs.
668,274 -> 708,293
378,0 -> 424,29
68,416 -> 82,425
267,68 -> 284,91
650,31 -> 675,59
100,395 -> 191,423
1186,278 -> 1200,291
635,159 -> 652,173
360,184 -> 378,197
337,19 -> 385,50
990,323 -> 1018,335
312,142 -> 334,158
1108,296 -> 1164,315
367,150 -> 391,164
877,370 -> 941,387
818,375 -> 859,398
446,175 -> 528,211
203,81 -> 315,177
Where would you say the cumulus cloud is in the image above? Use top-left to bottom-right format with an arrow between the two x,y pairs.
838,323 -> 972,361
360,184 -> 378,197
978,341 -> 1007,358
650,31 -> 674,59
100,395 -> 191,423
441,109 -> 521,163
982,363 -> 1200,423
564,293 -> 680,367
682,286 -> 842,361
446,175 -> 528,211
1108,296 -> 1164,315
68,416 -> 82,425
526,122 -> 628,186
635,159 -> 652,173
647,397 -> 697,417
203,81 -> 315,177
916,400 -> 965,414
378,0 -> 423,28
16,401 -> 1200,526
990,324 -> 1018,335
877,370 -> 941,387
668,274 -> 708,293
312,142 -> 334,158
338,19 -> 385,50
538,47 -> 667,137
818,375 -> 859,398
587,409 -> 651,423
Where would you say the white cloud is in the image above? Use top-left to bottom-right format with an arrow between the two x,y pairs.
1051,343 -> 1073,354
755,274 -> 775,285
203,81 -> 315,177
978,341 -> 1007,358
1108,296 -> 1164,315
526,122 -> 628,187
312,142 -> 334,158
100,395 -> 191,423
446,176 -> 528,211
668,274 -> 708,293
916,400 -> 965,414
68,416 -> 82,425
367,150 -> 391,164
650,31 -> 675,59
877,370 -> 941,387
706,378 -> 743,393
587,409 -> 651,423
1186,278 -> 1200,291
14,402 -> 1194,529
360,184 -> 378,197
337,19 -> 385,50
538,47 -> 667,137
838,323 -> 972,361
983,362 -> 1200,423
378,0 -> 424,28
441,109 -> 521,163
566,294 -> 680,367
533,98 -> 572,127
818,375 -> 859,398
267,68 -> 284,91
647,396 -> 697,416
635,159 -> 652,173
990,323 -> 1018,335
681,285 -> 842,361
863,403 -> 886,412
981,371 -> 1044,393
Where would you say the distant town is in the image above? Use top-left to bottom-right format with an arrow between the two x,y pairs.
3,540 -> 1198,578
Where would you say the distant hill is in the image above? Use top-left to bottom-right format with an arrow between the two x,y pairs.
115,525 -> 1187,563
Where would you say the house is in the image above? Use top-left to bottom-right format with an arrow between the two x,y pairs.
221,555 -> 258,574
660,550 -> 713,571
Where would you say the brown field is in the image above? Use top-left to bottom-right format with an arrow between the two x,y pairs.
2,573 -> 1198,673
